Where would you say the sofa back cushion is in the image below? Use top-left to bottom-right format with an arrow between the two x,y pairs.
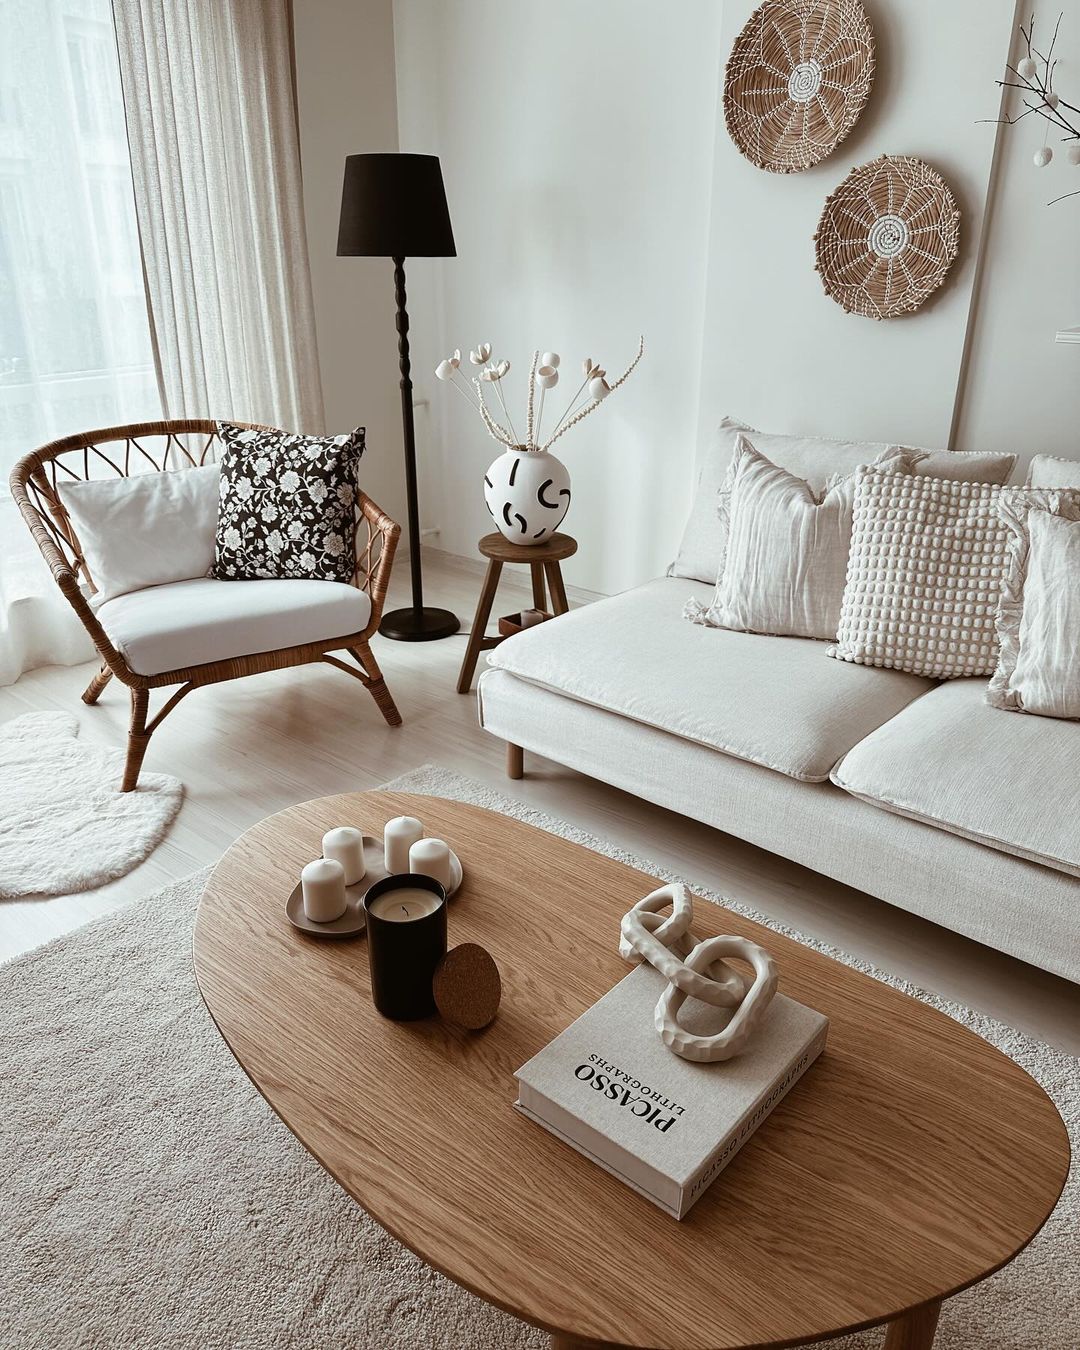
671,417 -> 1017,585
1027,454 -> 1080,489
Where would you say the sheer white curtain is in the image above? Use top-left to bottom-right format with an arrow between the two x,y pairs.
111,0 -> 324,432
0,0 -> 162,686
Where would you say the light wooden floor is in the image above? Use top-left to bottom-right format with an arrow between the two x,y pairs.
2,554 -> 1076,1054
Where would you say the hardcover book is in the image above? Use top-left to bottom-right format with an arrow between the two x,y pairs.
515,964 -> 828,1219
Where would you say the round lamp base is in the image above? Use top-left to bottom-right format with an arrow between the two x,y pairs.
379,606 -> 461,642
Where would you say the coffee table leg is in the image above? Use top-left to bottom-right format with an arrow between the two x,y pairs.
550,1335 -> 595,1350
883,1299 -> 942,1349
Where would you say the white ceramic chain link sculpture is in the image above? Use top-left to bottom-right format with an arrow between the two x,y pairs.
620,884 -> 779,1063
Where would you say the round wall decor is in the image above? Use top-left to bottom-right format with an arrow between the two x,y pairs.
724,0 -> 875,174
814,155 -> 961,319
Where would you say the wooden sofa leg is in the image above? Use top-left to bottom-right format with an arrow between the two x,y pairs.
507,742 -> 524,780
122,688 -> 151,792
82,665 -> 113,705
350,643 -> 403,728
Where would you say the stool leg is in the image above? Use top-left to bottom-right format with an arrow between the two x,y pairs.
544,561 -> 570,616
530,562 -> 547,612
457,559 -> 503,694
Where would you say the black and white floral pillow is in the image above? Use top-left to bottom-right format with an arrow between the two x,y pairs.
211,422 -> 365,583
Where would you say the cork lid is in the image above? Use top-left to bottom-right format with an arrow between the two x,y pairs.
432,943 -> 501,1030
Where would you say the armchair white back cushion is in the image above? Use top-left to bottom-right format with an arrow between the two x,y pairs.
671,417 -> 1016,585
58,464 -> 220,604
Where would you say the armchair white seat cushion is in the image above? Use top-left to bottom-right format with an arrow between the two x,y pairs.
486,577 -> 935,782
831,678 -> 1080,877
96,577 -> 372,676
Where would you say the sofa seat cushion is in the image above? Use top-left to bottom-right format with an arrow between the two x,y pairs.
485,578 -> 935,782
97,577 -> 371,676
831,678 -> 1080,876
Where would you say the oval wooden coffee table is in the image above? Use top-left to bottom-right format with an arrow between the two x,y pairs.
194,793 -> 1069,1350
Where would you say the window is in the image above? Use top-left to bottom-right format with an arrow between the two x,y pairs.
0,0 -> 160,489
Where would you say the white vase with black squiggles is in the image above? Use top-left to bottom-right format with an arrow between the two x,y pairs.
484,446 -> 571,546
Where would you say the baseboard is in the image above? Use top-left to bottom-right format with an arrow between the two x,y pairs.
422,545 -> 608,608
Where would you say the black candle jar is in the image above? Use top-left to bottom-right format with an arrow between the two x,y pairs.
364,873 -> 448,1020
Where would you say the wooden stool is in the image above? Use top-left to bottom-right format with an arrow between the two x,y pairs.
456,532 -> 577,694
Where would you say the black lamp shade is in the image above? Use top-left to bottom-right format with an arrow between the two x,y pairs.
336,153 -> 456,258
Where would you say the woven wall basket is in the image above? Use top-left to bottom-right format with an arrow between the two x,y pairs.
724,0 -> 875,174
814,155 -> 961,319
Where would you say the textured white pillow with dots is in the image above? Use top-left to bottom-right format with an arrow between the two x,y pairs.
828,469 -> 1012,679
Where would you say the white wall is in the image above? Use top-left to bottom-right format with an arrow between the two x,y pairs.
292,0 -> 407,532
393,1 -> 724,594
299,1 -> 1079,594
698,0 -> 1019,455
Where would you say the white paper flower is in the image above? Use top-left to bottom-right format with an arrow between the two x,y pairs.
589,375 -> 611,401
535,364 -> 559,389
435,359 -> 455,381
482,360 -> 510,382
541,351 -> 560,369
470,343 -> 492,365
582,357 -> 594,377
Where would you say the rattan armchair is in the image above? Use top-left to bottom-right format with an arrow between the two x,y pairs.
10,419 -> 402,791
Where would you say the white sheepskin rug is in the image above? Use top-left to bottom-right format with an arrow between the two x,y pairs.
0,711 -> 182,899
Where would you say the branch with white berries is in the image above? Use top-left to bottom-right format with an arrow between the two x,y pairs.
985,11 -> 1080,205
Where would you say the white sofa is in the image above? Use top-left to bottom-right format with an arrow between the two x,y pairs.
478,574 -> 1080,984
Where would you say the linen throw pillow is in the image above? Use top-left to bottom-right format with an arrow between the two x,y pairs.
988,490 -> 1080,719
828,470 -> 1011,678
669,416 -> 1016,585
58,463 -> 220,605
685,438 -> 912,640
212,423 -> 365,583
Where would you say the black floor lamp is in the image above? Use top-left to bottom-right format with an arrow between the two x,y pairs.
337,152 -> 460,641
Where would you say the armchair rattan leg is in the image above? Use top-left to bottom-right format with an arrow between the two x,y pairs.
348,643 -> 403,727
82,665 -> 113,705
122,687 -> 151,792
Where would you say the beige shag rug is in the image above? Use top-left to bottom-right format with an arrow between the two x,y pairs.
0,765 -> 1075,1349
0,711 -> 182,898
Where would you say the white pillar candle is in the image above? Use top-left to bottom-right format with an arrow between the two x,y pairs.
520,608 -> 544,628
367,887 -> 443,921
322,826 -> 366,887
409,837 -> 453,892
301,857 -> 347,923
384,815 -> 423,874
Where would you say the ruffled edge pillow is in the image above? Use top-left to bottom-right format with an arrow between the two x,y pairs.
988,489 -> 1080,719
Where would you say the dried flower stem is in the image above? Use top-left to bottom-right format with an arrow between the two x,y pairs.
491,374 -> 519,443
547,375 -> 593,442
473,379 -> 514,448
541,335 -> 644,452
526,349 -> 539,449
